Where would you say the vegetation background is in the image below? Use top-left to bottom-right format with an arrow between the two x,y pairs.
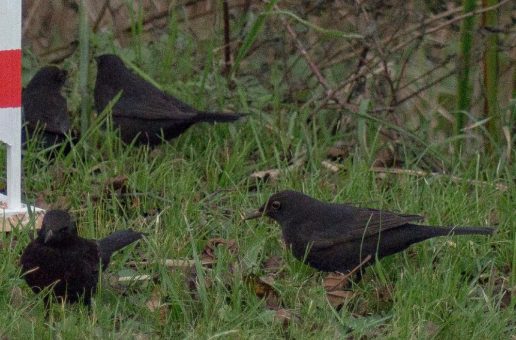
1,0 -> 514,338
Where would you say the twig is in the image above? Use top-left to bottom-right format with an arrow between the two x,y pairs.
397,55 -> 454,91
92,0 -> 111,33
310,0 -> 509,112
370,167 -> 509,191
388,0 -> 511,57
22,1 -> 43,36
222,0 -> 232,76
327,255 -> 372,291
396,69 -> 457,106
279,6 -> 332,96
116,275 -> 152,283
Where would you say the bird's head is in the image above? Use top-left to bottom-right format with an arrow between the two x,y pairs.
38,210 -> 78,246
26,66 -> 67,90
244,190 -> 312,225
95,54 -> 125,71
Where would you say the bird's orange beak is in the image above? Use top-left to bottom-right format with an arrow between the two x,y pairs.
243,210 -> 262,220
243,205 -> 265,220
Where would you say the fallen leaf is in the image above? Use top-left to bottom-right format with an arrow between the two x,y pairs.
34,190 -> 52,210
488,209 -> 499,225
245,274 -> 281,309
105,175 -> 128,193
373,147 -> 403,168
323,272 -> 351,291
326,140 -> 353,160
249,168 -> 281,182
374,284 -> 394,303
323,255 -> 372,292
326,290 -> 354,308
424,321 -> 440,338
321,160 -> 342,173
249,152 -> 306,183
9,286 -> 24,308
145,288 -> 169,325
274,308 -> 293,326
186,266 -> 214,299
201,238 -> 238,265
263,256 -> 283,273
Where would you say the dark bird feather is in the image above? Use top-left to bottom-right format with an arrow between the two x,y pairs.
245,190 -> 494,275
20,210 -> 144,306
22,66 -> 73,150
94,54 -> 244,145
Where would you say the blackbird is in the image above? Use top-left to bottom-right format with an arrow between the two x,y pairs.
94,54 -> 244,145
245,190 -> 494,275
22,66 -> 72,150
20,210 -> 144,306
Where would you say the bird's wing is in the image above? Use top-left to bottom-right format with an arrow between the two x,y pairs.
302,208 -> 424,250
114,93 -> 199,121
109,76 -> 200,121
24,92 -> 70,134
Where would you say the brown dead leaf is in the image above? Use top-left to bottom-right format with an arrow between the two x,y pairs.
131,196 -> 141,209
9,286 -> 24,308
424,321 -> 440,338
323,272 -> 351,291
201,238 -> 238,265
323,255 -> 372,292
145,288 -> 169,325
249,152 -> 306,183
105,175 -> 129,193
326,290 -> 354,308
263,256 -> 283,273
249,168 -> 281,182
245,274 -> 282,309
35,190 -> 71,210
373,147 -> 402,168
186,266 -> 214,299
326,140 -> 353,161
500,287 -> 513,309
374,284 -> 394,303
488,209 -> 499,225
274,308 -> 293,327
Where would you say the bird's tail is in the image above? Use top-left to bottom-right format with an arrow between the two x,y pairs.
408,224 -> 495,238
196,111 -> 245,123
98,229 -> 144,268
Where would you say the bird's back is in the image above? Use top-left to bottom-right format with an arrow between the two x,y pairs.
20,238 -> 100,303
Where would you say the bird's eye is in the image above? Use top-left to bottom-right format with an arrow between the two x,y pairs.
271,201 -> 281,210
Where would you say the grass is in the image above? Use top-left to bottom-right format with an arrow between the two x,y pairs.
1,13 -> 515,339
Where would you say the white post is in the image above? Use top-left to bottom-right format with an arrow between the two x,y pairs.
1,1 -> 43,230
0,111 -> 22,211
0,1 -> 22,213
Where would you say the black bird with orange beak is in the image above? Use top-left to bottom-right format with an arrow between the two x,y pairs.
20,210 -> 144,307
94,54 -> 245,145
245,190 -> 494,275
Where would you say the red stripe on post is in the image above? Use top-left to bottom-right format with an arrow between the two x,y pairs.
0,49 -> 22,108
